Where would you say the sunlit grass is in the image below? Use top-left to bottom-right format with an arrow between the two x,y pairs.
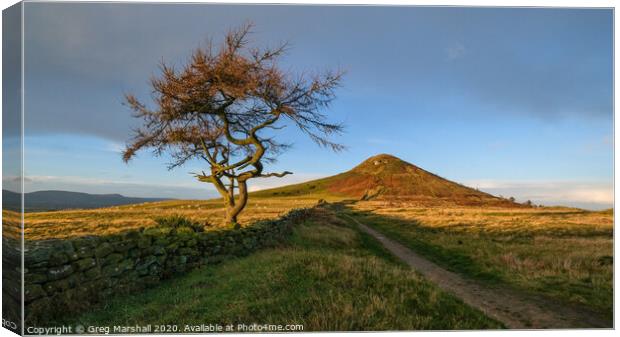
11,194 -> 345,241
347,201 -> 613,317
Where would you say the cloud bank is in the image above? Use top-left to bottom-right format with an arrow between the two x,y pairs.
464,179 -> 613,210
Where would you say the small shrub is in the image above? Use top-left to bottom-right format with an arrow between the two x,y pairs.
597,255 -> 613,266
154,215 -> 204,233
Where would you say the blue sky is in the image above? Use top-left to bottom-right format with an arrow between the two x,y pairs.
3,4 -> 613,209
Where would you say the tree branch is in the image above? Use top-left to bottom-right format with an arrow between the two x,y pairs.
257,171 -> 293,178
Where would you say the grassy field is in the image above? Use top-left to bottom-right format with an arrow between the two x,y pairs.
2,209 -> 21,240
8,188 -> 612,325
12,194 -> 343,241
345,201 -> 613,318
51,207 -> 502,330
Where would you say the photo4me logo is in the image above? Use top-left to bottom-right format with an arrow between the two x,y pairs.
237,323 -> 304,332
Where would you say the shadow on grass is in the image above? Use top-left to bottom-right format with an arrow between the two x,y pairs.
332,201 -> 503,283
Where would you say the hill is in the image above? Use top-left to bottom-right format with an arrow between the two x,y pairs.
253,154 -> 519,207
2,190 -> 172,212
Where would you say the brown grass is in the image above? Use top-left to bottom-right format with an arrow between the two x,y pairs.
10,195 -> 342,241
347,200 -> 613,315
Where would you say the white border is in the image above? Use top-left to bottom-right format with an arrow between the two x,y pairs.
0,1 -> 616,337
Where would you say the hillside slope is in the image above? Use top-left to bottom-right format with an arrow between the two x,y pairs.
2,190 -> 171,212
253,154 -> 519,207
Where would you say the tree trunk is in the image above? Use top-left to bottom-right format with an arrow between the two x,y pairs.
225,211 -> 239,229
224,179 -> 248,229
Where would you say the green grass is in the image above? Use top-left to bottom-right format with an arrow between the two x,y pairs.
250,176 -> 338,198
344,205 -> 613,319
53,207 -> 502,331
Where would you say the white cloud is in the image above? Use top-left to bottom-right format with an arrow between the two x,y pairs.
247,173 -> 326,192
561,188 -> 612,204
464,179 -> 613,209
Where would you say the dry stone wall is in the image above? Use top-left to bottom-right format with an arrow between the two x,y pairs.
3,236 -> 22,333
19,208 -> 311,324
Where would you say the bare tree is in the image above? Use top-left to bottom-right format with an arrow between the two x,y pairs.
122,24 -> 344,228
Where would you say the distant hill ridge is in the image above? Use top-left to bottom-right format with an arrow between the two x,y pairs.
254,154 -> 520,207
2,190 -> 171,212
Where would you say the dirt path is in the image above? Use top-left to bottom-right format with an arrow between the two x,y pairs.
344,214 -> 611,329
